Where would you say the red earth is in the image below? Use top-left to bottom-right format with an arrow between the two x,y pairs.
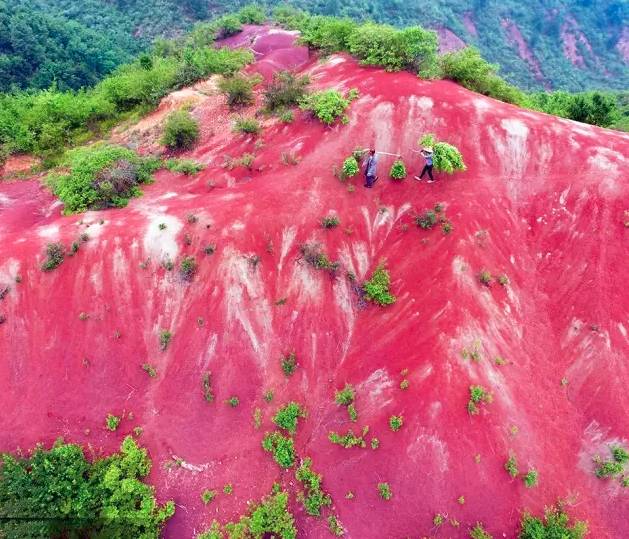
1,27 -> 629,539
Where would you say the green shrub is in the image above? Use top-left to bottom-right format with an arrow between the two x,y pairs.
281,352 -> 297,376
227,396 -> 239,408
41,242 -> 65,271
142,363 -> 157,377
295,458 -> 332,517
470,523 -> 493,539
415,210 -> 437,229
347,23 -> 438,75
612,446 -> 629,463
180,256 -> 197,281
300,243 -> 340,275
106,414 -> 121,431
328,515 -> 344,536
321,215 -> 340,228
159,329 -> 172,351
197,490 -> 296,539
335,384 -> 355,406
273,402 -> 306,434
237,4 -> 266,24
165,159 -> 204,175
162,110 -> 199,150
377,482 -> 392,500
262,432 -> 296,468
523,469 -> 538,488
299,89 -> 357,125
298,16 -> 357,53
440,47 -> 526,105
529,90 -> 620,128
389,415 -> 403,431
328,427 -> 369,448
505,455 -> 519,478
467,385 -> 492,414
219,75 -> 257,108
47,144 -> 158,213
519,505 -> 587,539
0,436 -> 174,538
342,156 -> 359,177
234,116 -> 261,135
201,489 -> 217,504
264,71 -> 310,112
214,14 -> 242,39
595,459 -> 624,478
419,134 -> 466,174
389,159 -> 407,179
279,110 -> 294,123
363,265 -> 396,306
478,270 -> 493,287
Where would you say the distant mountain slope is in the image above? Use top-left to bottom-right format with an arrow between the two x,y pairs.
8,0 -> 629,92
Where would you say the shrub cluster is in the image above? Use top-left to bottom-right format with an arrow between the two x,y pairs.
328,426 -> 369,448
162,111 -> 200,150
295,458 -> 332,517
41,242 -> 65,271
467,385 -> 493,415
0,437 -> 174,538
273,402 -> 307,434
262,432 -> 296,468
219,74 -> 260,108
299,88 -> 358,125
264,71 -> 310,112
47,144 -> 160,213
519,505 -> 587,539
363,265 -> 396,306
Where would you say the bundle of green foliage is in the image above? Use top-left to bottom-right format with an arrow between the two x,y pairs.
519,505 -> 587,538
295,458 -> 332,516
47,144 -> 159,213
197,489 -> 296,539
213,14 -> 243,39
297,15 -> 357,54
263,71 -> 310,112
328,427 -> 368,448
389,159 -> 407,179
467,385 -> 493,415
219,74 -> 259,108
0,436 -> 174,538
347,23 -> 438,75
363,265 -> 395,306
439,47 -> 526,105
299,88 -> 358,125
262,432 -> 296,468
180,256 -> 197,281
470,523 -> 492,539
529,90 -> 620,128
419,134 -> 466,174
342,156 -> 359,177
237,4 -> 266,24
299,243 -> 340,275
162,110 -> 200,150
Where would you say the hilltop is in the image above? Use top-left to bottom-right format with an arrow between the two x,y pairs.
1,25 -> 629,539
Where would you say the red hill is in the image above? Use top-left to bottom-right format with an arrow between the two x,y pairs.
0,26 -> 628,538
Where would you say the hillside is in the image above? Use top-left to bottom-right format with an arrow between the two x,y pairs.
15,0 -> 629,92
1,25 -> 629,539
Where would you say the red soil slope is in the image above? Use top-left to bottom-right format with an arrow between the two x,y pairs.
1,29 -> 629,538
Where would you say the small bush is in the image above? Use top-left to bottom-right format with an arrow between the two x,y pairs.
300,243 -> 340,275
233,116 -> 261,135
371,438 -> 380,449
280,151 -> 300,165
159,329 -> 172,351
470,523 -> 493,539
41,242 -> 65,271
595,459 -> 623,478
227,396 -> 239,407
347,404 -> 358,422
162,110 -> 200,150
389,415 -> 403,431
612,446 -> 629,463
279,110 -> 294,123
342,156 -> 359,177
295,458 -> 332,516
202,372 -> 214,403
180,256 -> 197,281
328,515 -> 344,536
335,384 -> 355,406
219,75 -> 257,108
165,159 -> 204,175
519,505 -> 587,539
264,71 -> 310,111
523,469 -> 538,488
299,89 -> 357,125
363,265 -> 396,306
415,210 -> 437,229
377,482 -> 392,500
201,489 -> 217,504
204,243 -> 216,255
214,14 -> 242,39
419,134 -> 466,174
321,215 -> 340,228
328,427 -> 369,448
142,363 -> 157,377
281,352 -> 297,376
505,455 -> 519,478
478,270 -> 493,287
106,414 -> 120,431
467,385 -> 492,414
389,159 -> 407,180
237,4 -> 266,24
273,402 -> 306,434
223,483 -> 233,494
262,431 -> 295,468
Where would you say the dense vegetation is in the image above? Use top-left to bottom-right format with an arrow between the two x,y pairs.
0,436 -> 174,538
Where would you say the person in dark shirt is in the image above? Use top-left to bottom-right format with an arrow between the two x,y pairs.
364,149 -> 379,188
414,147 -> 435,183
